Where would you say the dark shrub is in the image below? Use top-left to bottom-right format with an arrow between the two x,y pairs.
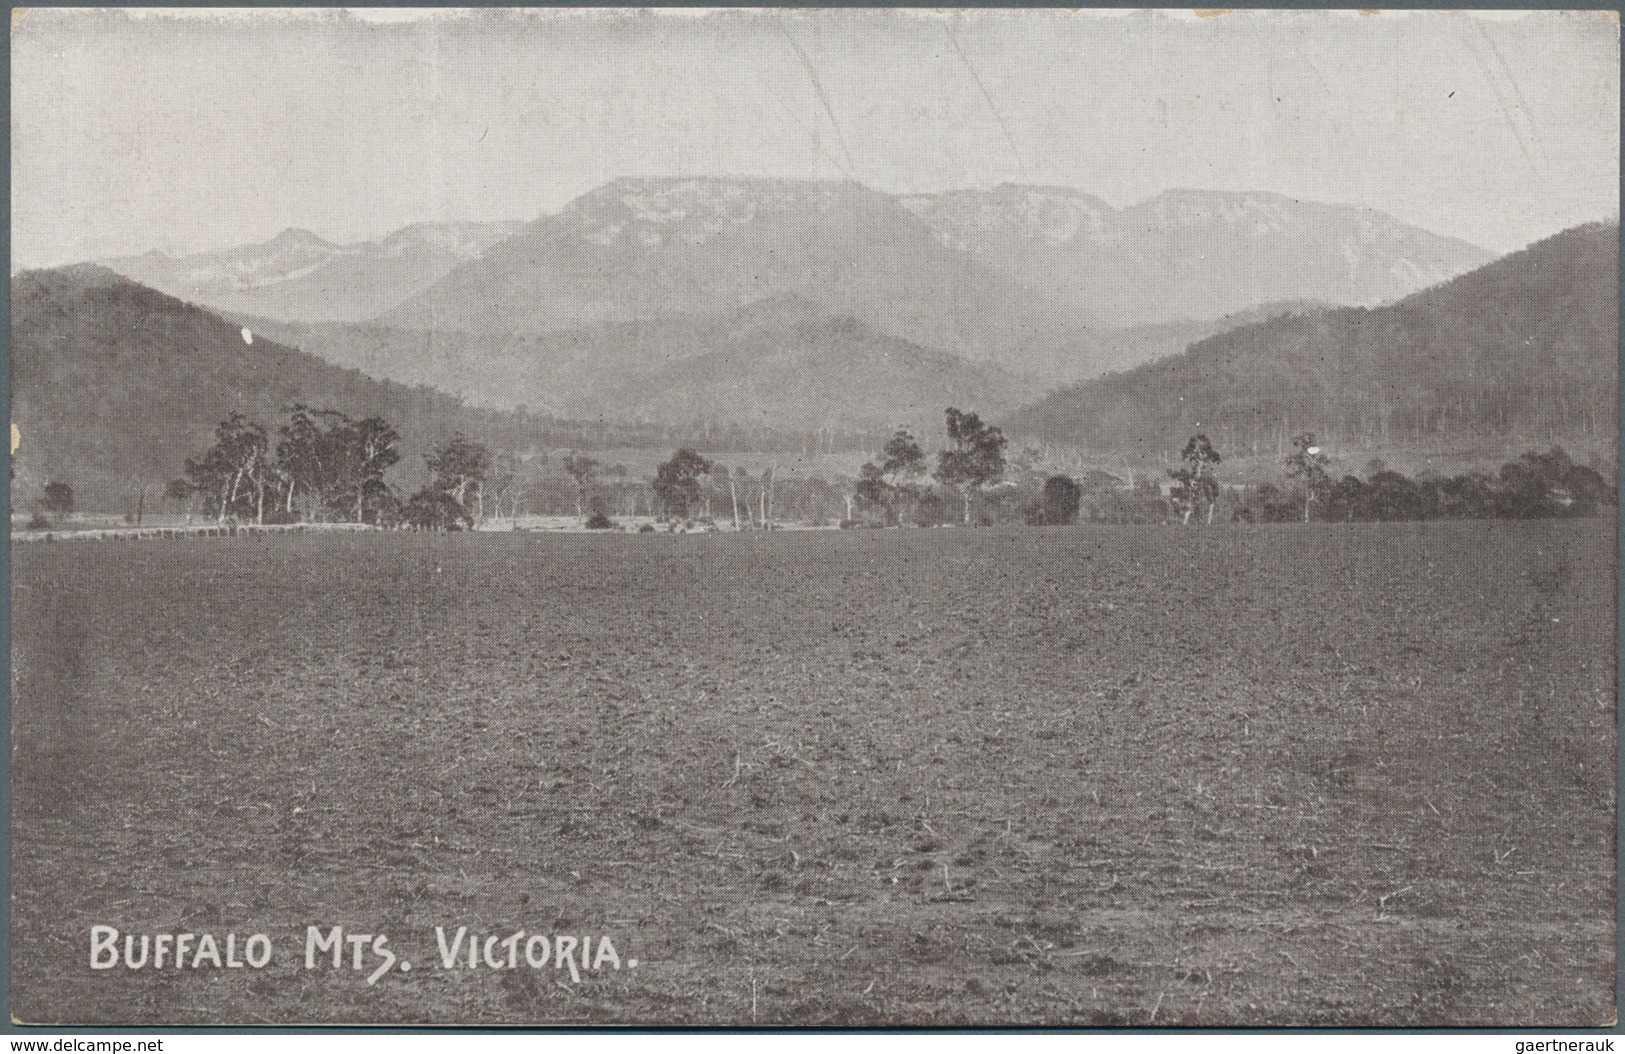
42,481 -> 74,516
1040,474 -> 1081,525
403,489 -> 472,531
914,489 -> 951,527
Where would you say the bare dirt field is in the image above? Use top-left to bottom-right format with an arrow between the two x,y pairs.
10,522 -> 1616,1026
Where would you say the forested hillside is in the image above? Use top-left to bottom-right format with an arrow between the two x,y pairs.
1014,222 -> 1618,460
245,294 -> 1040,434
10,267 -> 874,510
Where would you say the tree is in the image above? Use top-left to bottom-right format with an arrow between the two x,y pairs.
1365,470 -> 1426,521
879,429 -> 927,525
913,488 -> 951,527
402,488 -> 472,531
182,412 -> 273,524
853,430 -> 925,526
933,408 -> 1008,525
1560,462 -> 1611,516
1039,474 -> 1081,525
1168,434 -> 1223,525
882,430 -> 926,479
1328,474 -> 1367,522
561,452 -> 599,522
482,451 -> 526,524
757,465 -> 776,528
1284,433 -> 1330,523
652,449 -> 712,520
427,435 -> 492,522
343,416 -> 402,524
276,404 -> 331,519
1439,472 -> 1497,520
276,406 -> 400,523
42,481 -> 74,517
1496,447 -> 1608,518
728,466 -> 746,529
852,462 -> 894,524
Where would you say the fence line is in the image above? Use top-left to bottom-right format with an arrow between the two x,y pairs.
11,522 -> 383,544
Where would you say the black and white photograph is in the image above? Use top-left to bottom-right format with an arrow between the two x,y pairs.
7,6 -> 1620,1029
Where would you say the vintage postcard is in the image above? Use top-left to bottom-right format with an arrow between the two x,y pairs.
8,6 -> 1619,1028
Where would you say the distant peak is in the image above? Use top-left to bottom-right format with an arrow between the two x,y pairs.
576,175 -> 872,205
267,227 -> 336,249
1146,187 -> 1294,205
387,219 -> 493,238
606,174 -> 860,189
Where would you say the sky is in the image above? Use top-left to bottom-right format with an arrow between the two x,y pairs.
10,7 -> 1620,268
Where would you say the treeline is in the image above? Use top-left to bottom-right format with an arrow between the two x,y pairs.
168,407 -> 500,531
454,408 -> 1017,530
842,427 -> 1616,529
583,424 -> 1620,532
80,406 -> 1622,536
1231,443 -> 1616,524
163,408 -> 880,531
481,408 -> 1020,530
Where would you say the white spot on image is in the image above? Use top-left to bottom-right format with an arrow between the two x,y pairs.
241,327 -> 254,345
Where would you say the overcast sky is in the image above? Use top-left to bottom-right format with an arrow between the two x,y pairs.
11,7 -> 1620,268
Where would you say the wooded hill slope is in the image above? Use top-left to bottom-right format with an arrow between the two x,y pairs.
1013,222 -> 1619,462
10,267 -> 868,511
241,293 -> 1042,435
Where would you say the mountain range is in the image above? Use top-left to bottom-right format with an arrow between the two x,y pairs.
25,179 -> 1610,510
99,178 -> 1494,397
896,184 -> 1491,327
371,179 -> 1097,379
103,221 -> 523,323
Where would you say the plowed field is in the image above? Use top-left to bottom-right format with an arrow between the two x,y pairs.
11,522 -> 1615,1026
